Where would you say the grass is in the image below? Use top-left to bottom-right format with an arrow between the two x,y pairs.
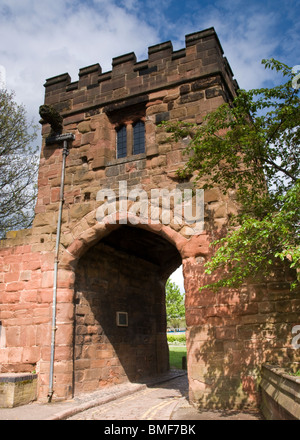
169,345 -> 187,370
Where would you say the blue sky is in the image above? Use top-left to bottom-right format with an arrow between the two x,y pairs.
0,0 -> 299,123
0,0 -> 299,291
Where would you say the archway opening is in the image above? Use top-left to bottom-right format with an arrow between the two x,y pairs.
73,224 -> 182,395
167,266 -> 187,371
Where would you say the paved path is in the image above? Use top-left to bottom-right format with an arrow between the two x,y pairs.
67,374 -> 262,421
67,375 -> 188,420
0,370 -> 186,420
0,370 -> 263,420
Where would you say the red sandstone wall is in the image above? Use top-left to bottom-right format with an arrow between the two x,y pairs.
184,257 -> 300,408
0,241 -> 50,385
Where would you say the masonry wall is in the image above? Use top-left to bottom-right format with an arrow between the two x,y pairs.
184,258 -> 300,408
0,27 -> 299,407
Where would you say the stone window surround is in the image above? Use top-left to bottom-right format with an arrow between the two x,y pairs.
115,117 -> 146,159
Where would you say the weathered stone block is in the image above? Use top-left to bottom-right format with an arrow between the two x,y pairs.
78,121 -> 91,133
0,374 -> 37,408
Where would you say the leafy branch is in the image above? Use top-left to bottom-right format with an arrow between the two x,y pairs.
162,59 -> 300,290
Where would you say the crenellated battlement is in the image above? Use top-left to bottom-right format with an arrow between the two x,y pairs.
43,27 -> 238,116
38,27 -> 239,196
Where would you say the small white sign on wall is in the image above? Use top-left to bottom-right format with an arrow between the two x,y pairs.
116,312 -> 128,327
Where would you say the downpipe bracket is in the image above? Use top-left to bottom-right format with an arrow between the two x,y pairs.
45,133 -> 75,146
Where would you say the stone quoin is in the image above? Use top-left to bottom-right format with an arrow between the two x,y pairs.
0,27 -> 299,409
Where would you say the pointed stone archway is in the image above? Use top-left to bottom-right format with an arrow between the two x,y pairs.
72,224 -> 182,394
48,215 -> 199,399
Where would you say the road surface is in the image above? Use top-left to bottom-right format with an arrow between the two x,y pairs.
67,374 -> 188,420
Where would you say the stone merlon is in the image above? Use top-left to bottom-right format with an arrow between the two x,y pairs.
43,27 -> 238,115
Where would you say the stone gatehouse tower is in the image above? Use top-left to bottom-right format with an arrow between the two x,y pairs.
0,28 -> 299,408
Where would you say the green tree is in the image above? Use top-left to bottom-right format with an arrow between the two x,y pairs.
165,278 -> 185,328
0,89 -> 38,237
163,59 -> 300,290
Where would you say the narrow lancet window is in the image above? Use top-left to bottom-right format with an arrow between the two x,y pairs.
116,125 -> 127,158
133,120 -> 145,155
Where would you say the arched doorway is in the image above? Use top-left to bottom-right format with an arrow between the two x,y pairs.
73,224 -> 182,395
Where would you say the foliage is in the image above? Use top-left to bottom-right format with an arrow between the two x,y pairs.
162,59 -> 300,290
0,89 -> 39,237
167,333 -> 186,344
165,278 -> 185,327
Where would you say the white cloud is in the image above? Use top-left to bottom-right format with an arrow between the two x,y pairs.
0,0 -> 159,124
199,1 -> 300,89
0,0 -> 297,135
178,3 -> 278,89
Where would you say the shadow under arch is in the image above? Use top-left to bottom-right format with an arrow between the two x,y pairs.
61,211 -> 189,271
67,216 -> 186,395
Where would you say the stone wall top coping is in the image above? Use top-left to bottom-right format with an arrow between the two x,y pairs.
261,363 -> 300,420
44,72 -> 71,87
262,364 -> 300,385
0,373 -> 38,383
112,52 -> 137,67
79,63 -> 102,77
148,40 -> 173,55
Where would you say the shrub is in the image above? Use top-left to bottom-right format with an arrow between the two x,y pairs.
167,333 -> 186,344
